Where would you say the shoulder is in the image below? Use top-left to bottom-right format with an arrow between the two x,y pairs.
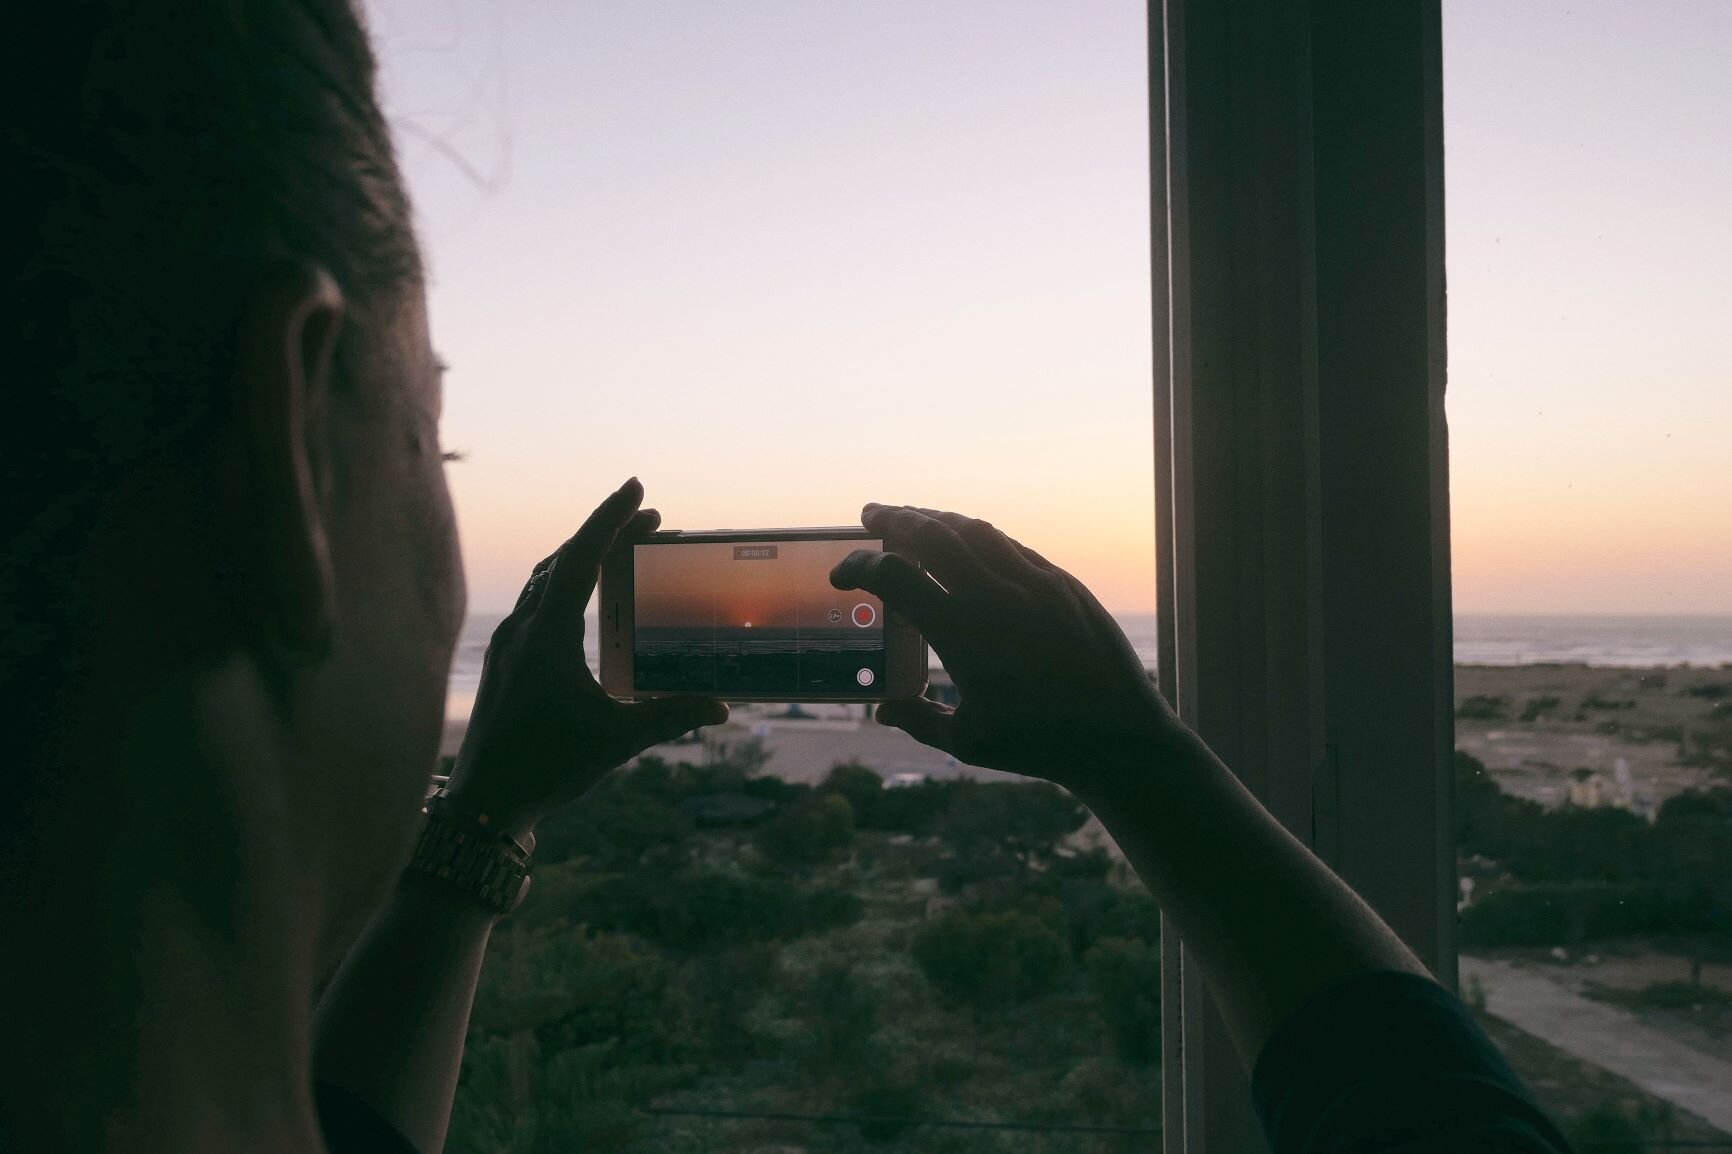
314,1082 -> 422,1154
1251,970 -> 1575,1154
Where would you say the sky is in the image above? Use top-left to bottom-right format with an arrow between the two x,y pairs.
1444,0 -> 1732,614
366,0 -> 1730,616
635,539 -> 883,629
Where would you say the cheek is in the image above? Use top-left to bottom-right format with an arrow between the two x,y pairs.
424,455 -> 466,649
386,422 -> 466,651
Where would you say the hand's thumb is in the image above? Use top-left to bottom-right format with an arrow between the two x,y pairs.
630,697 -> 730,748
876,697 -> 956,754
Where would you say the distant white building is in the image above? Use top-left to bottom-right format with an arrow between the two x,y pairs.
1564,762 -> 1637,812
1567,769 -> 1603,808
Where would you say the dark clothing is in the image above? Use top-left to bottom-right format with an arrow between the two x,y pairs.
316,1082 -> 419,1154
1253,970 -> 1576,1153
316,971 -> 1575,1154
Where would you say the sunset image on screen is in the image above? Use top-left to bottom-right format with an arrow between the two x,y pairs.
634,539 -> 886,695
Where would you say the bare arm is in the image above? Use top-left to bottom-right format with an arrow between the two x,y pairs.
1069,728 -> 1427,1065
312,479 -> 725,1151
832,503 -> 1427,1070
312,875 -> 498,1154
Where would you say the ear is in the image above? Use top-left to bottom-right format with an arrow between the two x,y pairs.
229,259 -> 346,660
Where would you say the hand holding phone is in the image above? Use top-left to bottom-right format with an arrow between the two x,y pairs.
446,481 -> 729,835
829,504 -> 1181,788
600,527 -> 928,702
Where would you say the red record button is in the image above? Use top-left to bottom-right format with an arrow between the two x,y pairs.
851,602 -> 877,628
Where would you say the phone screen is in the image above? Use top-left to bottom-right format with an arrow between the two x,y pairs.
633,538 -> 886,695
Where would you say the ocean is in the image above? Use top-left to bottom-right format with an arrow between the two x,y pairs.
446,612 -> 1732,719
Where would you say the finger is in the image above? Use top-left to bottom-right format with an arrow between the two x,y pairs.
514,504 -> 650,621
539,478 -> 646,620
623,697 -> 731,750
910,507 -> 1045,581
830,549 -> 950,637
876,697 -> 956,754
511,555 -> 557,614
1014,542 -> 1058,570
861,504 -> 999,596
621,507 -> 662,540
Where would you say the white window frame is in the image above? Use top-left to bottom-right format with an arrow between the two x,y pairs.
1149,2 -> 1453,1149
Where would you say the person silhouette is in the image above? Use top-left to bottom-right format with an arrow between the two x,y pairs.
4,4 -> 1573,1152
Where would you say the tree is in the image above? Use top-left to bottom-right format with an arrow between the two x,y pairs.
1458,881 -> 1698,947
912,909 -> 1071,1008
1085,935 -> 1162,1064
580,870 -> 861,951
754,792 -> 855,868
818,762 -> 887,826
935,780 -> 1087,867
793,961 -> 880,1083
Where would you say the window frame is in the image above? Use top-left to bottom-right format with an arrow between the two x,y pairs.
1149,2 -> 1453,1149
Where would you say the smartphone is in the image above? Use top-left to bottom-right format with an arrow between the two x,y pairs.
599,527 -> 927,702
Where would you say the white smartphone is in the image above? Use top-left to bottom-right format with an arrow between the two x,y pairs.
599,527 -> 928,702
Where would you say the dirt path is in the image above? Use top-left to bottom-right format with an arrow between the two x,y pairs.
1462,955 -> 1732,1133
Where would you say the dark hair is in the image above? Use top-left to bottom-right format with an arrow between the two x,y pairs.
3,1 -> 420,673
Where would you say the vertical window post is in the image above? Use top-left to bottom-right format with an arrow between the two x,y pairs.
1151,2 -> 1450,1150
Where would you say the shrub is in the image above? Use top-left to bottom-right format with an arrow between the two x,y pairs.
1055,879 -> 1160,957
1050,847 -> 1115,881
848,1074 -> 925,1144
913,909 -> 1072,1008
1501,804 -> 1653,884
1085,936 -> 1162,1064
934,780 -> 1088,865
581,870 -> 862,951
1458,881 -> 1702,947
819,762 -> 888,825
1456,694 -> 1509,721
932,848 -> 1022,894
674,941 -> 779,1059
794,961 -> 881,1082
1519,695 -> 1562,722
754,792 -> 855,868
1565,1103 -> 1644,1154
1059,1058 -> 1156,1129
1657,787 -> 1732,824
534,790 -> 693,868
1454,751 -> 1545,862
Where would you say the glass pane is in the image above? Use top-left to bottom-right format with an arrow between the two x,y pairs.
369,2 -> 1159,1149
1446,2 -> 1732,1149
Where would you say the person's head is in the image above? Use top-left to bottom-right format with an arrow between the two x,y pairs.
5,1 -> 462,969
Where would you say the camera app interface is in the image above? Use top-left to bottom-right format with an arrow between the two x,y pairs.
634,538 -> 887,695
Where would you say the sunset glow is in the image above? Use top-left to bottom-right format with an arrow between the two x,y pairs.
369,0 -> 1731,616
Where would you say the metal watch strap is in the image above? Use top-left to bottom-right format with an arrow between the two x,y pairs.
406,789 -> 534,915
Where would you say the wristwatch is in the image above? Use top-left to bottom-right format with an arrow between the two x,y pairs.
406,789 -> 535,916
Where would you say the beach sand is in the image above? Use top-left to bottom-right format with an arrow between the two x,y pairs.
1455,663 -> 1730,810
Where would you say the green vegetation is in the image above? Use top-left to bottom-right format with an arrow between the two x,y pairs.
1456,694 -> 1510,721
1518,695 -> 1563,722
447,755 -> 1161,1153
437,736 -> 1732,1150
1682,708 -> 1732,767
1456,751 -> 1732,954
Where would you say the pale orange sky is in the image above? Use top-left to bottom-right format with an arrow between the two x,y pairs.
368,0 -> 1731,615
635,540 -> 882,629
